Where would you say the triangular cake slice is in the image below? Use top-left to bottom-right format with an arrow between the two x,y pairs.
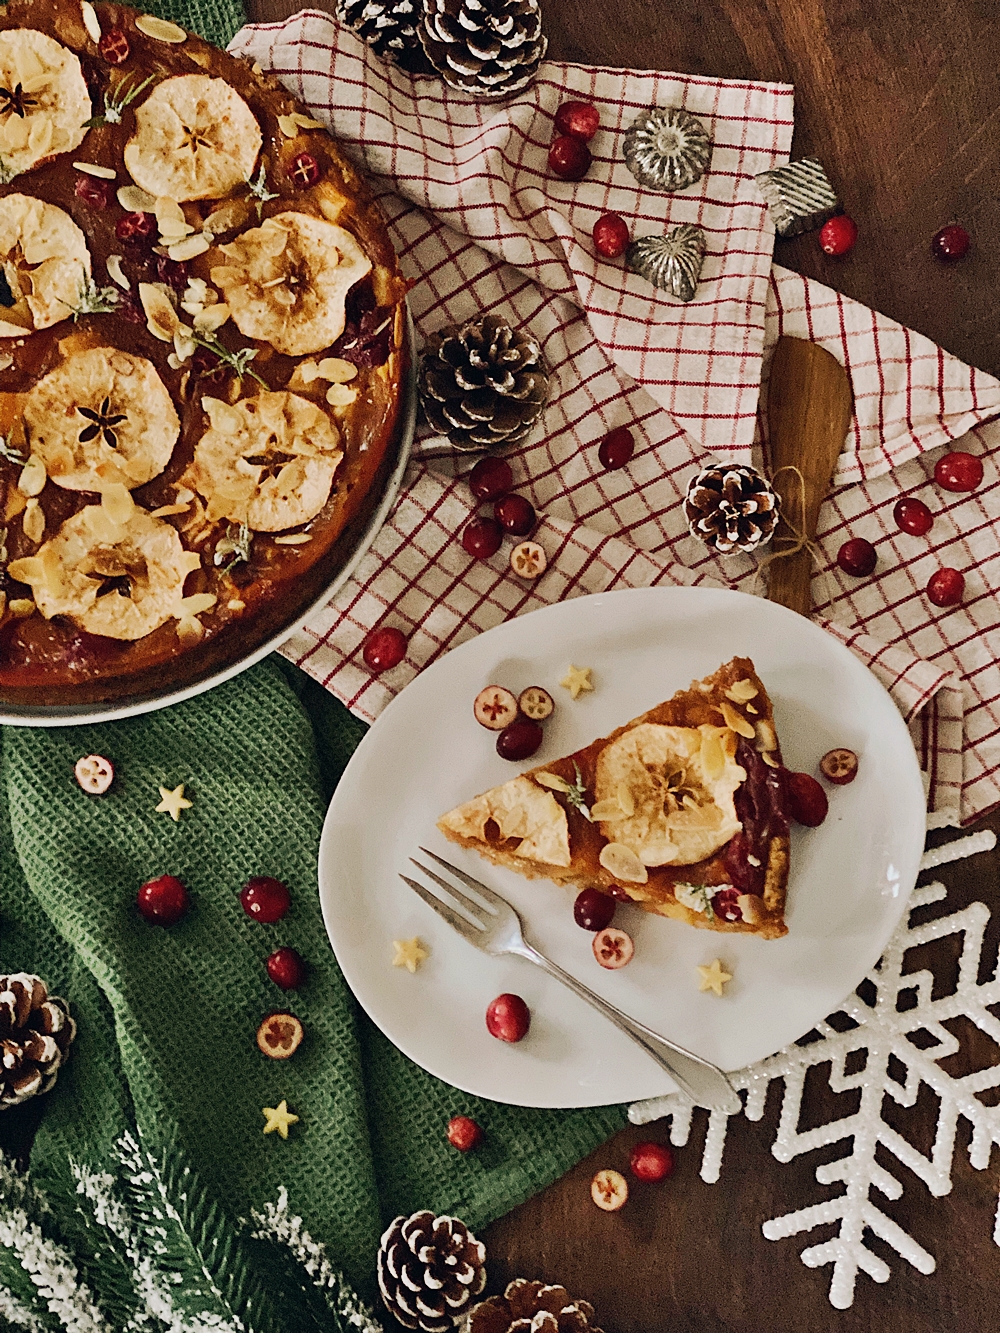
438,657 -> 790,939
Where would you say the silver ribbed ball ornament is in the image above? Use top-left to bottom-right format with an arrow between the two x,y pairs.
623,106 -> 712,192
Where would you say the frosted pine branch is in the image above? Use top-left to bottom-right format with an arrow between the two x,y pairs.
0,1282 -> 48,1332
0,1207 -> 109,1333
250,1188 -> 383,1333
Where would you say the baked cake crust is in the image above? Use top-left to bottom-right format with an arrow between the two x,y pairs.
438,657 -> 792,940
0,0 -> 409,707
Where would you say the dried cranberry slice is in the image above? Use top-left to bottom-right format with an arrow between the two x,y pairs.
98,28 -> 130,64
115,211 -> 156,245
711,887 -> 743,923
74,175 -> 109,209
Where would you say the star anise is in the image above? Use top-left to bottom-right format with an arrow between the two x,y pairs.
78,397 -> 127,450
0,83 -> 37,119
94,574 -> 132,599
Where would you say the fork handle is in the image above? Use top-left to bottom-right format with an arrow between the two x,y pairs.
515,943 -> 741,1114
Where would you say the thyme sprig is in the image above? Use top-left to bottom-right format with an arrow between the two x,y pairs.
70,275 -> 121,320
246,162 -> 278,219
83,72 -> 156,128
193,331 -> 267,387
0,435 -> 25,464
563,762 -> 592,821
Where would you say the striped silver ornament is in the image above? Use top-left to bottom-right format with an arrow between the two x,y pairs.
626,224 -> 706,302
754,157 -> 840,237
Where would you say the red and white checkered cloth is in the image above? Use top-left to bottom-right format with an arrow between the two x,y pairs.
232,12 -> 1000,826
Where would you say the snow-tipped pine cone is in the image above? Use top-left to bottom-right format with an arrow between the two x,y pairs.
418,314 -> 548,452
467,1279 -> 605,1333
336,0 -> 436,72
0,973 -> 76,1110
418,0 -> 547,101
683,463 -> 779,554
377,1211 -> 487,1332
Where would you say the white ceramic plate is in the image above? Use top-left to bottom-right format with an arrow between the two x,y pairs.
318,587 -> 926,1108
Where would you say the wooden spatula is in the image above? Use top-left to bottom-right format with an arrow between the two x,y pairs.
765,336 -> 854,615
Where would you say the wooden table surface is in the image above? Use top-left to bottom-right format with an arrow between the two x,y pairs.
250,2 -> 1000,1329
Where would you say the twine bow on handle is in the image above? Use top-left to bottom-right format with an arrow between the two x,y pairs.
763,337 -> 854,616
754,465 -> 835,607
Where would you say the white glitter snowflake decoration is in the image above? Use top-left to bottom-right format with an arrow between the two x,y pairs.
630,829 -> 1000,1310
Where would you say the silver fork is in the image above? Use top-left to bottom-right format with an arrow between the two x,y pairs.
402,848 -> 741,1114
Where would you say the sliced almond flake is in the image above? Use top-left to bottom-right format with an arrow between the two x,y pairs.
227,598 -> 245,611
273,533 -> 311,545
277,114 -> 300,138
761,750 -> 780,769
73,161 -> 116,180
755,718 -> 777,752
251,62 -> 264,75
725,678 -> 759,703
616,783 -> 635,816
202,397 -> 242,434
17,454 -> 46,498
0,354 -> 12,371
699,726 -> 727,781
22,498 -> 44,543
176,615 -> 204,644
317,357 -> 357,383
599,842 -> 648,884
4,489 -> 26,521
118,184 -> 157,212
533,772 -> 571,794
81,1 -> 102,41
297,360 -> 322,384
717,700 -> 755,739
7,556 -> 42,584
178,592 -> 216,616
150,503 -> 189,517
0,590 -> 6,618
173,486 -> 195,503
745,703 -> 758,715
737,893 -> 765,925
193,303 -> 229,333
8,597 -> 35,618
106,255 -> 129,290
589,799 -> 628,821
135,14 -> 187,42
138,282 -> 180,342
102,483 -> 134,525
292,113 -> 326,129
326,383 -> 357,408
168,234 -> 210,262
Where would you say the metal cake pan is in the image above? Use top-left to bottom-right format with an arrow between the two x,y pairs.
0,309 -> 418,727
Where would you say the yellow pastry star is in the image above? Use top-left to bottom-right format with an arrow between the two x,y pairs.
155,783 -> 192,822
262,1099 -> 299,1139
697,958 -> 733,997
392,937 -> 429,973
560,664 -> 594,700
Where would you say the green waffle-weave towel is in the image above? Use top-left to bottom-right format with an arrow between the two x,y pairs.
0,660 -> 625,1292
143,0 -> 247,48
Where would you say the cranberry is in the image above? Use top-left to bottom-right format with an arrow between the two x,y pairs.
518,685 -> 554,720
893,497 -> 933,536
934,450 -> 983,492
786,772 -> 829,827
74,754 -> 114,794
256,1011 -> 304,1059
819,214 -> 858,256
115,211 -> 156,244
462,516 -> 503,559
137,875 -> 189,926
446,1115 -> 483,1151
362,625 -> 408,672
156,255 -> 189,291
837,537 -> 877,578
554,100 -> 600,142
591,1168 -> 628,1211
927,567 -> 965,607
598,426 -> 635,471
931,224 -> 970,262
496,718 -> 543,761
573,886 -> 616,932
74,175 -> 109,209
240,876 -> 291,923
289,153 -> 320,188
98,27 -> 130,63
820,748 -> 859,785
473,685 -> 519,730
630,1141 -> 674,1182
593,212 -> 630,259
486,992 -> 530,1042
712,887 -> 743,923
494,494 -> 535,536
468,455 -> 513,502
266,946 -> 307,990
592,927 -> 634,969
548,135 -> 591,181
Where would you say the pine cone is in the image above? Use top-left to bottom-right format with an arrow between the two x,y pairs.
378,1212 -> 486,1332
683,464 -> 779,554
418,315 -> 548,452
336,0 -> 436,72
467,1279 -> 605,1333
418,0 -> 547,100
0,973 -> 76,1110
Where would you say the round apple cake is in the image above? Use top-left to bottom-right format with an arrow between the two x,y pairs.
0,0 -> 409,708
